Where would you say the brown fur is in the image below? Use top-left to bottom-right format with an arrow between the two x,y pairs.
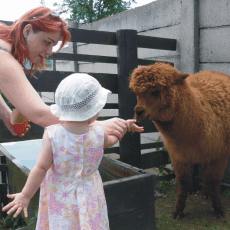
129,62 -> 230,218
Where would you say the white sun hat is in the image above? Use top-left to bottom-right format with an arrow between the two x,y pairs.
50,73 -> 111,121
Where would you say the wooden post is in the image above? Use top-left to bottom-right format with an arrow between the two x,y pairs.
0,155 -> 8,206
116,30 -> 141,167
180,0 -> 199,72
70,22 -> 79,72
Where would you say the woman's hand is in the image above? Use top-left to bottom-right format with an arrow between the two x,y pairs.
0,95 -> 31,137
2,193 -> 29,218
96,117 -> 128,140
10,109 -> 31,137
1,111 -> 17,135
0,96 -> 17,135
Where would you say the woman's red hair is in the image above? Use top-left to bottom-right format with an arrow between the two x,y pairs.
0,6 -> 71,71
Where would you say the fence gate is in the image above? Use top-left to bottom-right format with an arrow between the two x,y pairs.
0,26 -> 177,174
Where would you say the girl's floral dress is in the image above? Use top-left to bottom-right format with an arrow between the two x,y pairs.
35,124 -> 109,230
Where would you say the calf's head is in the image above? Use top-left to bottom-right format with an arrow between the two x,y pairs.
129,63 -> 188,122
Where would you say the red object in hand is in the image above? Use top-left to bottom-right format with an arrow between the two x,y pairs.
11,109 -> 30,137
12,121 -> 29,136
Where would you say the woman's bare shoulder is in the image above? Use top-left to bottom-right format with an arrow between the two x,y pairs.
0,39 -> 11,52
0,44 -> 23,78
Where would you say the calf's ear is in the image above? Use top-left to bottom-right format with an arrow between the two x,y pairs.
174,73 -> 189,85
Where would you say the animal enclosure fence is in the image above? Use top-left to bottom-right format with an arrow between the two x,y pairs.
0,27 -> 177,170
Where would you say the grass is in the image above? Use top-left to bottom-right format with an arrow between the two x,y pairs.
0,212 -> 36,230
155,180 -> 230,230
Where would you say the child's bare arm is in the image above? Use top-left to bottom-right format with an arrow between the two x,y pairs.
21,131 -> 53,199
104,133 -> 119,148
2,130 -> 53,218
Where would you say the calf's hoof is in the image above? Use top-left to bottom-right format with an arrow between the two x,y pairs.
214,209 -> 224,219
172,210 -> 185,219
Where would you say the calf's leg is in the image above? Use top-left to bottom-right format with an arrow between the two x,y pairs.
172,161 -> 193,219
202,156 -> 229,218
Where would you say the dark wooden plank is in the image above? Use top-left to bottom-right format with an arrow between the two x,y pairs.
108,208 -> 155,230
88,73 -> 118,93
137,59 -> 156,65
104,147 -> 120,154
29,71 -> 70,92
0,183 -> 8,205
103,103 -> 118,109
0,164 -> 7,172
72,39 -> 79,71
29,71 -> 118,93
100,157 -> 141,179
50,53 -> 118,64
69,28 -> 117,44
2,21 -> 117,45
45,101 -> 118,109
104,175 -> 154,213
221,182 -> 230,188
137,35 -> 177,50
137,59 -> 174,66
1,171 -> 7,184
141,150 -> 170,169
0,155 -> 6,164
104,173 -> 155,230
117,29 -> 141,167
141,141 -> 164,150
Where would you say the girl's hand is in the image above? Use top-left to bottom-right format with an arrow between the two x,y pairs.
126,119 -> 144,133
2,193 -> 29,218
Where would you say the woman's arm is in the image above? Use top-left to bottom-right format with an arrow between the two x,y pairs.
2,131 -> 53,218
0,51 -> 58,127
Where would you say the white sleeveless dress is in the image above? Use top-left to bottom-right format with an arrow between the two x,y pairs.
35,124 -> 109,230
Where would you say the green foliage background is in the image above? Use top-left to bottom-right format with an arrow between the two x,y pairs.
54,0 -> 136,23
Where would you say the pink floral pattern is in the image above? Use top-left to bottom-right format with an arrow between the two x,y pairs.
36,124 -> 109,230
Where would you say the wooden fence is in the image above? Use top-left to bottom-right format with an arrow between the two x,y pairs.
0,27 -> 177,170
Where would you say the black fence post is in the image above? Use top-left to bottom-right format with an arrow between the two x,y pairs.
0,155 -> 8,207
116,30 -> 141,167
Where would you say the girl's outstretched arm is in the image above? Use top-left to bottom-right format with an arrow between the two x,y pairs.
126,119 -> 144,133
2,130 -> 53,218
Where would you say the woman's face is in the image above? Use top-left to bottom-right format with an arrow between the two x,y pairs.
23,24 -> 61,64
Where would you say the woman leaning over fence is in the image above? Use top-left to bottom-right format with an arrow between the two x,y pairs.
0,6 -> 129,138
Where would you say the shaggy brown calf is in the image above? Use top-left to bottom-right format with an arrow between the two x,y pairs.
129,62 -> 230,218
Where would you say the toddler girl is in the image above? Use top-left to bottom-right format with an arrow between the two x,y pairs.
2,73 -> 143,230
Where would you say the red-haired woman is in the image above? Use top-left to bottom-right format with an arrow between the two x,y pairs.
0,6 -> 128,138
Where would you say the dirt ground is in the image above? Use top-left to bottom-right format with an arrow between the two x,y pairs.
155,180 -> 230,230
